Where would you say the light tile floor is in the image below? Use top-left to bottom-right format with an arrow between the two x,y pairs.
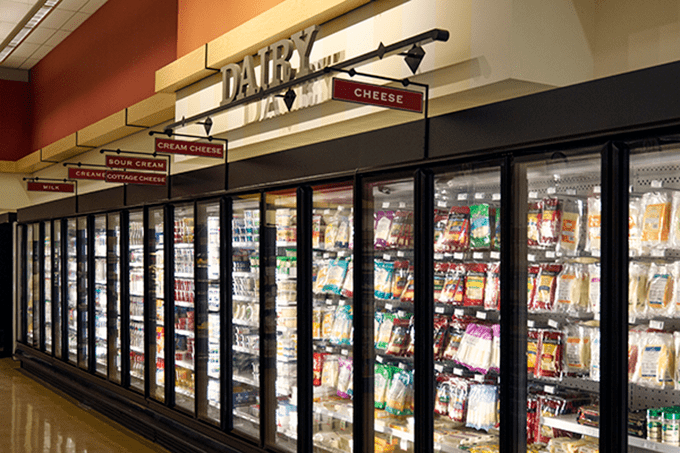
0,358 -> 170,453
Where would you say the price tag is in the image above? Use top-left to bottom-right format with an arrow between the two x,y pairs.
544,385 -> 556,394
473,252 -> 484,260
434,253 -> 444,260
629,315 -> 636,325
454,309 -> 465,317
566,189 -> 576,195
650,320 -> 665,330
529,191 -> 539,199
437,201 -> 447,208
383,254 -> 391,261
376,355 -> 384,363
382,202 -> 390,208
323,253 -> 330,259
397,251 -> 405,258
652,180 -> 663,188
398,362 -> 409,370
476,311 -> 487,320
528,320 -> 536,328
385,304 -> 393,311
324,209 -> 331,215
338,206 -> 345,212
398,310 -> 406,317
337,251 -> 347,257
435,306 -> 445,314
490,251 -> 501,260
475,192 -> 485,200
546,251 -> 556,259
326,346 -> 334,352
592,250 -> 601,257
594,313 -> 601,321
548,319 -> 560,329
528,254 -> 536,262
474,374 -> 485,382
341,349 -> 349,356
454,252 -> 464,260
457,193 -> 468,201
435,364 -> 445,373
492,193 -> 501,201
400,438 -> 409,451
651,249 -> 665,257
547,187 -> 557,195
454,368 -> 464,376
593,186 -> 601,194
326,299 -> 334,305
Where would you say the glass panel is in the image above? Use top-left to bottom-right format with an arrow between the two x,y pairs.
431,168 -> 502,451
54,222 -> 62,359
149,208 -> 165,401
197,201 -> 221,423
524,154 -> 601,449
44,222 -> 52,352
365,177 -> 415,453
108,214 -> 122,384
174,203 -> 195,412
67,218 -> 77,363
94,215 -> 107,376
231,196 -> 261,438
32,225 -> 40,349
311,183 -> 354,453
270,190 -> 297,451
77,216 -> 88,370
628,143 -> 680,450
26,224 -> 34,346
129,210 -> 144,391
17,225 -> 24,344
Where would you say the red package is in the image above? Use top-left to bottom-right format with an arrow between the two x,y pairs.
528,201 -> 542,247
442,315 -> 474,360
484,262 -> 501,311
313,353 -> 327,386
387,211 -> 409,249
398,212 -> 414,248
539,197 -> 562,247
443,206 -> 470,252
532,264 -> 563,311
527,395 -> 540,445
433,262 -> 449,301
386,317 -> 412,356
434,375 -> 452,416
400,266 -> 415,302
434,211 -> 449,251
464,263 -> 487,307
537,394 -> 586,443
440,264 -> 465,305
433,315 -> 450,360
527,328 -> 540,377
527,265 -> 541,311
535,329 -> 565,379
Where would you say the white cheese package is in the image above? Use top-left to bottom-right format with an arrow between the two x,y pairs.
589,328 -> 601,382
631,330 -> 674,389
641,191 -> 671,252
629,262 -> 650,318
564,323 -> 591,376
588,263 -> 600,316
454,323 -> 494,374
672,191 -> 680,250
465,384 -> 498,432
554,263 -> 589,315
585,194 -> 601,255
557,198 -> 584,256
646,263 -> 674,317
629,197 -> 643,256
672,262 -> 680,316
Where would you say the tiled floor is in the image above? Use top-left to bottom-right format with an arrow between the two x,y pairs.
0,358 -> 169,453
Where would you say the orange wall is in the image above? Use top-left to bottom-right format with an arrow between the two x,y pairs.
177,0 -> 286,58
0,79 -> 31,161
29,0 -> 178,153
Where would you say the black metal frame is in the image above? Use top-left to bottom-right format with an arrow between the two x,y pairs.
106,212 -> 121,384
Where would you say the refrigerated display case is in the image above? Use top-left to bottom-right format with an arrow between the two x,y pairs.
174,203 -> 195,412
231,195 -> 261,439
44,222 -> 52,353
53,221 -> 62,359
149,207 -> 165,401
129,210 -> 145,391
94,215 -> 107,375
26,224 -> 37,347
66,218 -> 77,363
108,213 -> 122,384
77,217 -> 89,370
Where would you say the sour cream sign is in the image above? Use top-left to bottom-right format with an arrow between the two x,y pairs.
154,138 -> 224,158
106,156 -> 167,172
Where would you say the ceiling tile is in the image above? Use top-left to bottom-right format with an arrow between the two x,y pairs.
60,10 -> 87,31
2,52 -> 27,68
0,1 -> 31,23
10,40 -> 39,57
28,43 -> 52,60
0,21 -> 15,42
19,56 -> 39,69
22,26 -> 57,44
57,0 -> 89,12
43,28 -> 69,46
39,8 -> 74,29
80,0 -> 106,14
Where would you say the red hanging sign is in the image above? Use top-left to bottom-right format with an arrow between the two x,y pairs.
105,171 -> 167,186
68,168 -> 106,181
27,182 -> 74,193
106,155 -> 167,172
332,78 -> 423,113
154,138 -> 224,158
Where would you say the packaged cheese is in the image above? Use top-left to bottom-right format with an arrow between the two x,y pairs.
535,329 -> 565,379
443,206 -> 471,252
455,323 -> 494,374
671,191 -> 680,249
484,262 -> 501,311
564,323 -> 591,376
558,198 -> 584,256
470,204 -> 492,249
629,262 -> 650,318
374,211 -> 394,249
641,191 -> 671,251
586,194 -> 601,255
539,197 -> 562,247
646,263 -> 674,316
532,264 -> 563,312
464,263 -> 487,307
554,264 -> 589,315
674,331 -> 680,390
632,331 -> 674,389
629,198 -> 643,256
466,384 -> 498,432
528,201 -> 542,247
588,264 -> 601,315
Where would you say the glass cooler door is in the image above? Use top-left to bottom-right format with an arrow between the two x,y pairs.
196,201 -> 221,423
44,222 -> 52,353
66,218 -> 77,363
311,183 -> 355,453
523,153 -> 601,451
174,203 -> 195,412
231,196 -> 261,439
94,215 -> 107,375
54,221 -> 62,359
149,207 -> 165,401
108,213 -> 122,384
26,224 -> 36,346
77,216 -> 89,370
129,210 -> 145,391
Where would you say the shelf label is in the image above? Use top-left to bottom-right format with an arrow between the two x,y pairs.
454,309 -> 465,317
474,374 -> 484,382
475,192 -> 485,200
490,251 -> 501,260
434,253 -> 444,260
454,252 -> 464,260
528,320 -> 536,328
593,185 -> 601,194
398,362 -> 408,370
383,254 -> 391,261
473,252 -> 484,260
528,254 -> 536,262
434,364 -> 444,372
397,251 -> 405,258
437,201 -> 447,208
544,385 -> 556,394
435,306 -> 445,314
453,367 -> 464,376
547,187 -> 557,195
155,138 -> 224,158
651,180 -> 663,188
548,319 -> 560,329
476,311 -> 487,320
651,249 -> 665,257
341,349 -> 349,356
385,304 -> 393,311
629,315 -> 636,324
457,193 -> 468,201
492,193 -> 501,201
399,202 -> 407,208
528,191 -> 539,199
650,320 -> 665,330
324,209 -> 331,215
376,355 -> 384,363
382,202 -> 390,209
546,251 -> 556,259
566,189 -> 577,195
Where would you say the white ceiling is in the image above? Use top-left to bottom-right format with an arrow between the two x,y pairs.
0,0 -> 107,70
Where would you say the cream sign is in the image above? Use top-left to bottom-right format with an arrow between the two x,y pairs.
220,25 -> 319,105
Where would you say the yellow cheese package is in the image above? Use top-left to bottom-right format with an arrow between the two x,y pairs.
671,191 -> 680,250
586,193 -> 601,255
629,262 -> 650,318
646,263 -> 674,316
564,323 -> 591,376
558,198 -> 584,256
632,331 -> 674,389
641,191 -> 671,251
554,264 -> 589,315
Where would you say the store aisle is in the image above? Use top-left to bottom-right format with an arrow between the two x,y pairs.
0,358 -> 169,453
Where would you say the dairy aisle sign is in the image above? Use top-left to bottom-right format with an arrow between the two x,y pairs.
106,156 -> 167,172
68,168 -> 106,181
27,182 -> 74,193
332,78 -> 423,113
105,171 -> 167,186
154,138 -> 225,158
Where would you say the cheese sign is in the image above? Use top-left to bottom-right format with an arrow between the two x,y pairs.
332,78 -> 423,113
154,138 -> 224,158
27,182 -> 74,193
105,171 -> 167,186
106,155 -> 167,172
68,168 -> 106,181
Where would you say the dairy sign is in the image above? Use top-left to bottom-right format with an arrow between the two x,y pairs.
105,171 -> 167,186
68,168 -> 106,181
106,156 -> 167,172
154,138 -> 224,158
220,25 -> 319,105
27,182 -> 74,193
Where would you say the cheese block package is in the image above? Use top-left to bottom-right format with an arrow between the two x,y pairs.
484,262 -> 501,311
336,357 -> 353,398
374,363 -> 395,409
629,262 -> 650,318
440,264 -> 466,305
528,201 -> 542,247
443,206 -> 471,252
532,264 -> 563,312
385,368 -> 414,416
464,263 -> 487,307
390,260 -> 408,300
629,197 -> 643,256
671,191 -> 680,249
588,263 -> 601,315
590,327 -> 601,381
312,214 -> 324,249
490,324 -> 500,373
535,329 -> 565,379
675,331 -> 680,390
557,198 -> 584,256
374,259 -> 394,300
470,204 -> 492,249
492,208 -> 501,250
672,261 -> 680,316
554,263 -> 589,315
374,211 -> 394,249
527,328 -> 541,377
433,262 -> 447,301
447,377 -> 470,423
323,258 -> 349,295
628,328 -> 641,382
586,194 -> 601,254
466,384 -> 499,432
564,323 -> 591,376
442,315 -> 474,361
646,263 -> 674,316
386,211 -> 409,249
527,265 -> 541,311
631,330 -> 674,389
433,315 -> 450,360
434,374 -> 451,416
539,197 -> 562,247
455,323 -> 494,374
641,191 -> 671,251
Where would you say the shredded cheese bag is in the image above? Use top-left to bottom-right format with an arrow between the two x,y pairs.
646,263 -> 674,316
632,331 -> 674,389
641,191 -> 671,251
629,263 -> 650,318
564,323 -> 590,376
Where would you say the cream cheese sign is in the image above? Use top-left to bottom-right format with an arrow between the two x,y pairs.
220,25 -> 320,105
